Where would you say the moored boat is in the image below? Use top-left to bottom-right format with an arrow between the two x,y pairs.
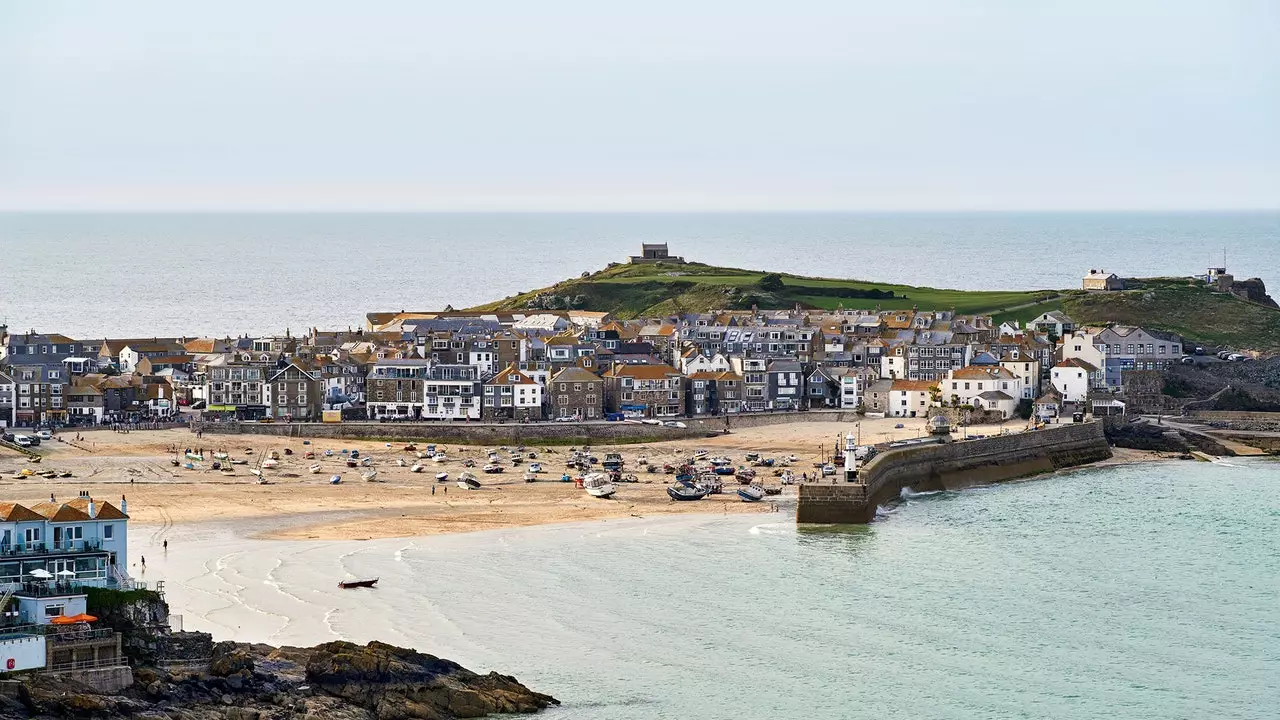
410,463 -> 426,473
338,578 -> 378,589
309,464 -> 322,474
435,471 -> 448,481
582,473 -> 617,498
457,472 -> 482,489
735,468 -> 757,484
737,484 -> 766,502
667,482 -> 710,501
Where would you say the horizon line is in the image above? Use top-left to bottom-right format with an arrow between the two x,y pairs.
1,207 -> 1278,215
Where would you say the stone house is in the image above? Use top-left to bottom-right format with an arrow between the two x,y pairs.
366,359 -> 431,420
265,361 -> 324,421
547,366 -> 603,421
602,363 -> 685,418
1082,270 -> 1124,292
482,365 -> 544,422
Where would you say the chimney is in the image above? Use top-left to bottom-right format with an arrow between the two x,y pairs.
88,497 -> 97,519
120,495 -> 128,515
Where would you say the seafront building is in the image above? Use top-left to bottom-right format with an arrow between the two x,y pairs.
0,258 -> 1196,426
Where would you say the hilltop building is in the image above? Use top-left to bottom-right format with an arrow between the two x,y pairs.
628,243 -> 685,264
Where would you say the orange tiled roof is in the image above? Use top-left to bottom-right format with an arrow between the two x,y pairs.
602,363 -> 682,380
0,503 -> 44,522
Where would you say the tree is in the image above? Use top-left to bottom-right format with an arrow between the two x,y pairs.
758,273 -> 785,292
1016,398 -> 1034,420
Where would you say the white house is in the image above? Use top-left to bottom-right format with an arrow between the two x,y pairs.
889,380 -> 933,418
839,374 -> 861,410
1050,359 -> 1097,403
999,352 -> 1041,400
482,365 -> 544,421
973,391 -> 1018,418
1,493 -> 131,624
944,366 -> 1021,408
681,351 -> 732,375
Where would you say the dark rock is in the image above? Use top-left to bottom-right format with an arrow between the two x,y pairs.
210,642 -> 255,677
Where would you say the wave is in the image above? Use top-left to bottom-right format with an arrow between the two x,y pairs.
748,523 -> 795,536
900,487 -> 943,500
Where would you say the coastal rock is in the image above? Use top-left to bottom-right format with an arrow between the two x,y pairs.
305,640 -> 558,719
11,639 -> 556,720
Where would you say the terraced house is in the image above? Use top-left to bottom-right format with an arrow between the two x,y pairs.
547,366 -> 602,420
366,359 -> 431,420
421,364 -> 482,420
482,365 -> 544,422
265,361 -> 324,420
602,363 -> 685,418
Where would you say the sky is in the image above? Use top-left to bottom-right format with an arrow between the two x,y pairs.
1,1 -> 1277,212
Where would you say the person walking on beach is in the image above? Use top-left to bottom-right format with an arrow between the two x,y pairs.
163,539 -> 168,552
140,556 -> 146,569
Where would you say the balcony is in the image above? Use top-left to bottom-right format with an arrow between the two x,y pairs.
1,539 -> 105,557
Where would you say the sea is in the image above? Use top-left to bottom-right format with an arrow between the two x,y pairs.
1,211 -> 1277,337
142,459 -> 1279,720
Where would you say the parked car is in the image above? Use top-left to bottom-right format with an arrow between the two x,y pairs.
604,412 -> 626,422
1194,346 -> 1205,355
13,435 -> 32,447
1180,356 -> 1196,364
1,432 -> 13,443
1228,353 -> 1247,362
554,415 -> 579,423
36,430 -> 53,440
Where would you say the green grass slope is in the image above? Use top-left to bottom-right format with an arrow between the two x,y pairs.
1061,279 -> 1280,352
470,262 -> 1058,319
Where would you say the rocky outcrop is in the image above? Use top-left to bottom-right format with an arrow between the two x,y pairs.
1229,278 -> 1278,308
12,640 -> 557,720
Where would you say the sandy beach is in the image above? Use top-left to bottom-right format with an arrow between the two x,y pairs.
0,419 -> 1158,541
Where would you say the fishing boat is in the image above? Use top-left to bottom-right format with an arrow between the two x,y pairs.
345,458 -> 358,468
713,465 -> 736,476
435,471 -> 448,481
667,482 -> 710,501
735,468 -> 757,484
213,451 -> 229,461
482,463 -> 503,474
528,462 -> 542,473
262,458 -> 279,469
410,463 -> 426,473
433,453 -> 448,463
457,473 -> 482,490
362,470 -> 379,482
329,475 -> 342,484
395,458 -> 407,467
763,486 -> 782,496
309,464 -> 322,474
709,456 -> 731,466
582,473 -> 617,498
303,450 -> 316,459
780,470 -> 796,485
523,471 -> 537,482
403,443 -> 417,452
698,473 -> 724,494
602,452 -> 623,470
737,484 -> 766,502
338,578 -> 378,589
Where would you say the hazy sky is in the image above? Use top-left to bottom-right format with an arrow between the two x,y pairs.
1,1 -> 1276,211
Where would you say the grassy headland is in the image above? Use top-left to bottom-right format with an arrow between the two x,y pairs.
471,261 -> 1059,318
468,262 -> 1280,353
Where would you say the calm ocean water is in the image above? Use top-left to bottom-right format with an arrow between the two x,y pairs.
2,211 -> 1277,337
149,459 -> 1279,720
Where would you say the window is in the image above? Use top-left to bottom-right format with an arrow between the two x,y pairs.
104,524 -> 114,540
24,527 -> 42,544
45,603 -> 65,618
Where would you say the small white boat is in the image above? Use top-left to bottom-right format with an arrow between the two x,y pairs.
457,473 -> 482,490
737,484 -> 766,502
780,470 -> 795,485
582,473 -> 617,499
523,471 -> 537,482
528,462 -> 542,473
249,468 -> 262,478
434,453 -> 448,463
416,451 -> 430,459
396,458 -> 407,467
261,458 -> 279,469
329,475 -> 342,484
362,470 -> 379,482
788,454 -> 799,463
435,472 -> 448,481
410,463 -> 426,473
309,464 -> 322,474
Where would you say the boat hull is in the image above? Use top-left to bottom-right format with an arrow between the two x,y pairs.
667,486 -> 710,501
338,578 -> 378,589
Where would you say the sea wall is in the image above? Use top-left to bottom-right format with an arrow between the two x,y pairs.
685,410 -> 861,432
198,421 -> 710,445
796,423 -> 1112,524
1189,410 -> 1280,424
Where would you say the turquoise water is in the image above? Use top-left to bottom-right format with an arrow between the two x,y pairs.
158,458 -> 1279,719
3,211 -> 1276,336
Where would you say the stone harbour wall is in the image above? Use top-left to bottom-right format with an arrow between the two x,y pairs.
199,420 -> 710,445
796,422 -> 1112,524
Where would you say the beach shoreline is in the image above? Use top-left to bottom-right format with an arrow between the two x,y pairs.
0,425 -> 1170,541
